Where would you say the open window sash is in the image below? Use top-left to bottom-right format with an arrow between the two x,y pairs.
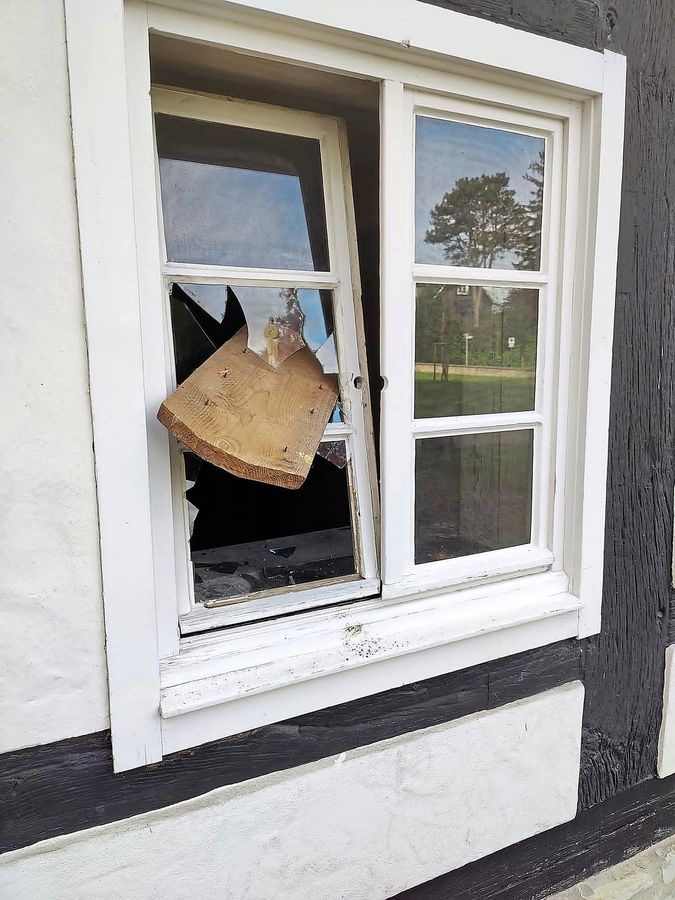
151,89 -> 379,631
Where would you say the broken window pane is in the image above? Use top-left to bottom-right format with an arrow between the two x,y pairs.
184,451 -> 356,603
169,283 -> 343,408
415,284 -> 538,418
156,114 -> 330,271
415,116 -> 545,270
415,430 -> 533,563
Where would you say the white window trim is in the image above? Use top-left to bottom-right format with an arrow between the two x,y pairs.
64,0 -> 626,771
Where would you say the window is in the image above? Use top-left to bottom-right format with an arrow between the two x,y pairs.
381,93 -> 564,600
66,0 -> 625,770
151,90 -> 378,630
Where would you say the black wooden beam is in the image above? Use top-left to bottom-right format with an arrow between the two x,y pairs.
577,0 -> 675,807
0,640 -> 580,854
417,0 -> 611,50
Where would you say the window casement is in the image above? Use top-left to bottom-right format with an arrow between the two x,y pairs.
152,90 -> 379,632
381,92 -> 565,601
65,0 -> 626,770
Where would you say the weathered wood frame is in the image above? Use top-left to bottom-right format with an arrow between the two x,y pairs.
64,0 -> 625,770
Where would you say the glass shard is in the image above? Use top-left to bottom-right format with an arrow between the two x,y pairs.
415,116 -> 545,270
414,284 -> 538,418
317,440 -> 348,469
155,114 -> 330,271
183,453 -> 203,538
415,430 -> 533,563
315,333 -> 339,374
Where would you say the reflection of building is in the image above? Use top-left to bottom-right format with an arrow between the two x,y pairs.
417,284 -> 537,370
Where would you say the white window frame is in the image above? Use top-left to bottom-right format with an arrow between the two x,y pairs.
381,91 -> 567,599
65,0 -> 626,771
151,88 -> 379,633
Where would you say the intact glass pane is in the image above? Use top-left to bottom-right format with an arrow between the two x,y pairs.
415,430 -> 533,563
415,116 -> 545,270
156,114 -> 330,270
184,451 -> 356,604
414,284 -> 538,418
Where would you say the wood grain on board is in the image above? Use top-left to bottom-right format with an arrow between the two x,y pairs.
158,327 -> 338,489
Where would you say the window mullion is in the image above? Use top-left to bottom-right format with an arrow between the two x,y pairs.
381,79 -> 415,585
412,264 -> 548,289
162,265 -> 339,290
413,411 -> 542,437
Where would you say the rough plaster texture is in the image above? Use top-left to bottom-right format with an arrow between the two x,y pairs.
658,645 -> 675,777
0,684 -> 584,899
548,833 -> 675,900
0,0 -> 108,750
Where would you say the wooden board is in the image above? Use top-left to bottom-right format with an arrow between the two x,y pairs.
158,327 -> 338,489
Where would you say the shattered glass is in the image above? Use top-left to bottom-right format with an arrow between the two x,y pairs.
170,282 -> 340,375
183,452 -> 203,537
316,440 -> 348,469
233,285 -> 306,368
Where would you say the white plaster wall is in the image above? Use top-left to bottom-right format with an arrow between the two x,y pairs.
657,644 -> 675,777
0,0 -> 109,751
0,684 -> 584,900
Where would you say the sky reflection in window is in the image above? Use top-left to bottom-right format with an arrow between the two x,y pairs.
156,114 -> 329,271
415,116 -> 545,270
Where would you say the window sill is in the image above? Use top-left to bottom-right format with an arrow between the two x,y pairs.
179,577 -> 381,634
158,569 -> 581,753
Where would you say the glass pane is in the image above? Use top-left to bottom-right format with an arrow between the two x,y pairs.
415,284 -> 538,417
184,451 -> 356,604
415,116 -> 545,270
415,431 -> 533,563
156,114 -> 330,270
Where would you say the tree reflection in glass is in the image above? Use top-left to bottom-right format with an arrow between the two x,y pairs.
415,116 -> 545,271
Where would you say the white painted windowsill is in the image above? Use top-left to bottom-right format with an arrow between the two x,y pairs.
158,570 -> 581,750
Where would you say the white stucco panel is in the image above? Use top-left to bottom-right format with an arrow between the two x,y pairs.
0,0 -> 108,751
0,683 -> 584,899
657,644 -> 675,777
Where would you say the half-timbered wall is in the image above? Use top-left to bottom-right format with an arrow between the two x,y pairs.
1,0 -> 674,897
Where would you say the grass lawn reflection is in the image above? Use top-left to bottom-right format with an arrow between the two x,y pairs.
414,370 -> 535,418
